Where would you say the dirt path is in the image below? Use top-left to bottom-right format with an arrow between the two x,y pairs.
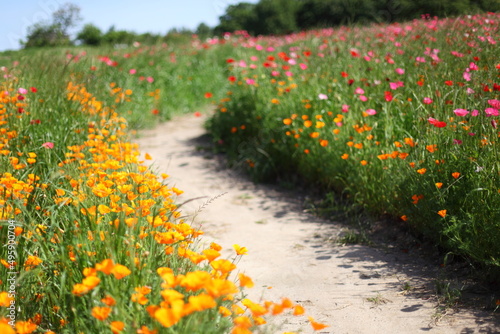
135,112 -> 498,334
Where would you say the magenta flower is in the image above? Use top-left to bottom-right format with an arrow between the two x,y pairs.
453,108 -> 469,116
488,99 -> 500,109
469,62 -> 479,71
463,71 -> 471,81
129,69 -> 136,75
146,76 -> 154,83
246,79 -> 255,85
471,109 -> 479,116
354,87 -> 364,95
485,108 -> 499,116
423,97 -> 433,104
359,95 -> 368,102
395,68 -> 405,75
341,104 -> 350,113
42,142 -> 54,149
389,82 -> 399,90
299,63 -> 307,70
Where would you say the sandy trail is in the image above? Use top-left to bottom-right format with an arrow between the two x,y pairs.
135,112 -> 498,334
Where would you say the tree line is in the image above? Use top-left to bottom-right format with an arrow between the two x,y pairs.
213,0 -> 498,36
22,0 -> 498,48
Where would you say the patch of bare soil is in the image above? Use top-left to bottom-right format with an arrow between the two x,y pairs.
135,112 -> 499,334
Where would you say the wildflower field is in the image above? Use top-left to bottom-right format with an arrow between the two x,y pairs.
209,13 -> 500,274
0,11 -> 498,334
0,43 -> 323,333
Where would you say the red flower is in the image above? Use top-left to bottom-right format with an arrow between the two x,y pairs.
228,76 -> 236,82
428,117 -> 447,128
384,91 -> 393,102
444,80 -> 453,86
341,71 -> 349,78
30,87 -> 37,93
204,92 -> 213,98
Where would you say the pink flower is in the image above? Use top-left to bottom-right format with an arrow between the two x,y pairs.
395,68 -> 405,75
246,79 -> 255,85
146,76 -> 154,83
389,82 -> 399,90
488,99 -> 500,109
469,62 -> 479,71
485,108 -> 499,116
359,95 -> 368,102
365,109 -> 377,115
285,71 -> 293,77
318,94 -> 328,100
18,88 -> 27,95
416,56 -> 426,63
354,87 -> 364,95
466,88 -> 475,95
271,71 -> 279,76
471,109 -> 479,116
299,63 -> 307,70
453,108 -> 469,116
341,104 -> 350,113
129,69 -> 136,74
453,139 -> 463,145
463,71 -> 471,81
423,97 -> 433,104
42,142 -> 54,149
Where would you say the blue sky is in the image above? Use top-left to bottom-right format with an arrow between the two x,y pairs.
1,0 -> 259,51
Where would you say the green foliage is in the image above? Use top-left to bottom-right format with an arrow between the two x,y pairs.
196,23 -> 213,39
254,0 -> 300,35
23,3 -> 82,48
214,0 -> 498,35
76,23 -> 103,46
214,2 -> 258,35
23,23 -> 72,48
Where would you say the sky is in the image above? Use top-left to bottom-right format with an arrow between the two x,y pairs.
0,0 -> 259,52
